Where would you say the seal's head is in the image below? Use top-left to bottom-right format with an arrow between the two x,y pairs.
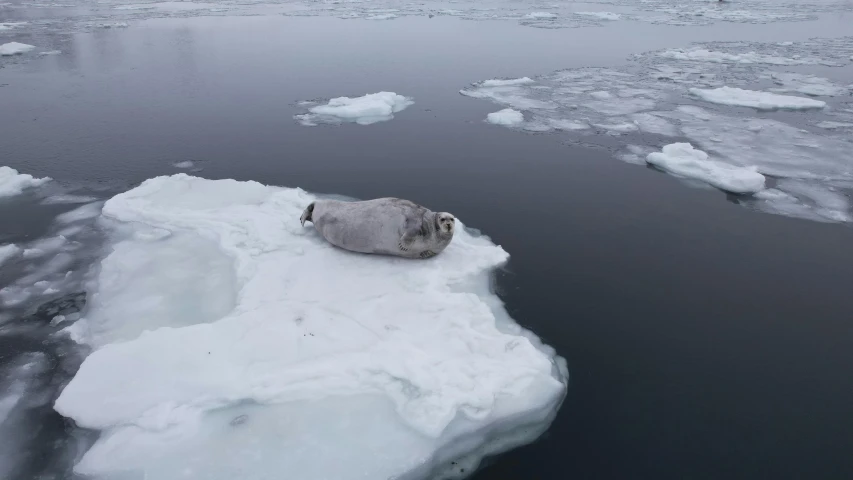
435,212 -> 455,236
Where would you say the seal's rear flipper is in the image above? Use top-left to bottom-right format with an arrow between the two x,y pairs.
300,203 -> 315,226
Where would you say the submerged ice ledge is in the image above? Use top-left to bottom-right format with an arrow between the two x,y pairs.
53,174 -> 567,479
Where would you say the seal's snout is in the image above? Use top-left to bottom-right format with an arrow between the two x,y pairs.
300,202 -> 315,226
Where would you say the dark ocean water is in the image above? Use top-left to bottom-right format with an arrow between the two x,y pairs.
2,8 -> 853,480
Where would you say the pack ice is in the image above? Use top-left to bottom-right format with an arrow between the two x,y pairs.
53,174 -> 567,479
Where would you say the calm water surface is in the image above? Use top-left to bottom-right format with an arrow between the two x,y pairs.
2,10 -> 853,480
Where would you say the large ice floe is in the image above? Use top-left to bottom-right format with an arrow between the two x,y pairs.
461,37 -> 853,224
0,166 -> 50,197
53,174 -> 567,479
295,92 -> 414,126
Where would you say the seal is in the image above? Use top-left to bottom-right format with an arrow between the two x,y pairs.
300,197 -> 455,259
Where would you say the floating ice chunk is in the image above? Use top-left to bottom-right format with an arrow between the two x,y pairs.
658,48 -> 817,65
0,42 -> 35,56
38,50 -> 61,56
525,12 -> 557,19
173,161 -> 195,169
0,166 -> 50,197
0,244 -> 20,267
816,121 -> 853,130
296,92 -> 413,126
647,143 -> 766,194
689,87 -> 826,111
55,201 -> 104,224
53,174 -> 565,480
113,4 -> 155,10
574,11 -> 621,21
0,22 -> 27,30
486,108 -> 524,126
60,320 -> 88,344
366,13 -> 396,20
480,77 -> 535,87
589,91 -> 612,100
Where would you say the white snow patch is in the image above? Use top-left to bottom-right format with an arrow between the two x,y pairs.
689,87 -> 826,111
486,108 -> 524,126
658,48 -> 818,65
647,143 -> 766,194
296,92 -> 413,126
525,12 -> 557,19
574,11 -> 621,21
480,77 -> 535,87
0,244 -> 20,267
53,174 -> 567,480
0,42 -> 36,56
0,166 -> 50,197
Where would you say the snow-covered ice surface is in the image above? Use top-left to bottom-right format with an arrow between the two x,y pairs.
647,143 -> 766,194
689,87 -> 827,110
0,166 -> 50,197
0,42 -> 35,56
461,36 -> 853,223
52,174 -> 567,480
295,92 -> 414,126
487,108 -> 525,126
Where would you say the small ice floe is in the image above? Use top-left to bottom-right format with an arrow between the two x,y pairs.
486,108 -> 524,126
0,42 -> 36,56
295,92 -> 414,126
646,143 -> 766,194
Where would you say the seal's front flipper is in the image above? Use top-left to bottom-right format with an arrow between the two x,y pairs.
300,203 -> 315,227
398,229 -> 418,252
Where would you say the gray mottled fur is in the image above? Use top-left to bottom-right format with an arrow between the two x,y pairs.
300,197 -> 455,259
